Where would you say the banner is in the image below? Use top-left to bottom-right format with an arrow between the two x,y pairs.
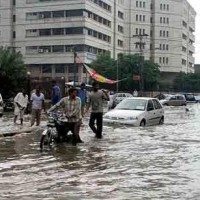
75,55 -> 125,84
84,64 -> 120,84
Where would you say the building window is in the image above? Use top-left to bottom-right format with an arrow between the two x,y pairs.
39,29 -> 51,36
136,28 -> 138,34
166,57 -> 168,64
118,40 -> 123,47
118,25 -> 124,33
136,14 -> 138,21
52,45 -> 64,53
182,46 -> 186,52
13,15 -> 16,22
143,2 -> 145,8
160,4 -> 162,10
118,11 -> 124,19
55,64 -> 65,73
39,46 -> 51,53
53,10 -> 65,18
42,64 -> 52,73
53,28 -> 65,35
13,31 -> 16,39
182,59 -> 186,65
66,27 -> 83,34
68,64 -> 78,73
136,1 -> 138,7
160,17 -> 162,23
159,57 -> 162,63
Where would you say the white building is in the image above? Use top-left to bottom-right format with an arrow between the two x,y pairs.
0,0 -> 196,84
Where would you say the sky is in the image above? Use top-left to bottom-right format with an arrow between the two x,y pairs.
188,0 -> 200,64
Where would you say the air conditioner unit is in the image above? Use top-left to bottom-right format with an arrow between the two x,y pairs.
38,49 -> 44,53
39,14 -> 45,19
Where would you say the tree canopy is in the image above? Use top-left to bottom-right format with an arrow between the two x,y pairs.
0,47 -> 27,97
174,72 -> 200,92
90,53 -> 160,91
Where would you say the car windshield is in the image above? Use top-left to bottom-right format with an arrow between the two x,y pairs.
115,99 -> 147,111
165,95 -> 173,100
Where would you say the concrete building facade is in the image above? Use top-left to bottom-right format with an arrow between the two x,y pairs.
0,0 -> 196,83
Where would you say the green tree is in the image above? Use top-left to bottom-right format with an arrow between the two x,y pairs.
0,47 -> 27,97
174,72 -> 200,92
90,53 -> 160,91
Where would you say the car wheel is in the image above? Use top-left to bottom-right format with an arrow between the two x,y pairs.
140,119 -> 146,127
163,103 -> 168,106
159,117 -> 164,125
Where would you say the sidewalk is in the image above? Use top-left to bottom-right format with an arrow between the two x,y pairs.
0,114 -> 45,137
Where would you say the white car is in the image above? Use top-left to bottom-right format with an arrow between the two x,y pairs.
103,97 -> 164,126
0,93 -> 3,117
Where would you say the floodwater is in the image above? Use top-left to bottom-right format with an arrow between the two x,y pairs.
1,105 -> 200,199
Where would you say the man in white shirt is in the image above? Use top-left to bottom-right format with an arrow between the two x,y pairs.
14,90 -> 28,125
30,87 -> 45,126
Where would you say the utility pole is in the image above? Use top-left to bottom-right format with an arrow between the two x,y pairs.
71,46 -> 77,86
133,34 -> 148,95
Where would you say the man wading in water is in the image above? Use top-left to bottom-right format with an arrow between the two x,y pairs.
86,82 -> 109,139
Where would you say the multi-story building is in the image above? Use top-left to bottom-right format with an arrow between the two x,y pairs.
124,0 -> 196,83
0,0 -> 196,84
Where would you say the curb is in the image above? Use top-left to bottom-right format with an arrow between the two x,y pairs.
0,127 -> 41,137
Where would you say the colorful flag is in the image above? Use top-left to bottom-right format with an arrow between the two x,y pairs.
75,55 -> 125,84
84,64 -> 120,84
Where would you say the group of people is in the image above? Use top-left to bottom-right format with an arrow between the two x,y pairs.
13,81 -> 110,145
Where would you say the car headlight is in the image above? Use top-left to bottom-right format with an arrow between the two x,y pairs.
104,115 -> 110,119
127,117 -> 138,120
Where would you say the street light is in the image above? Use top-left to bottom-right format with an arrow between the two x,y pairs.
27,71 -> 31,100
61,76 -> 65,96
71,46 -> 77,87
26,71 -> 31,114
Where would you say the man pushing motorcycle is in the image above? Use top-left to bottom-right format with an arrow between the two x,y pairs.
47,87 -> 83,146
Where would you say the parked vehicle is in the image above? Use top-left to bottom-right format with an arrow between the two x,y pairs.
103,97 -> 164,126
0,93 -> 3,117
181,93 -> 196,103
107,94 -> 115,110
3,97 -> 14,111
110,93 -> 133,109
40,112 -> 72,150
195,95 -> 200,103
160,94 -> 187,106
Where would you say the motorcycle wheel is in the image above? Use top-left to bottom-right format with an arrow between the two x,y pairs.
40,135 -> 46,150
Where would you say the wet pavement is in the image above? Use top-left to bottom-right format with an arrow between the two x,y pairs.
1,104 -> 200,199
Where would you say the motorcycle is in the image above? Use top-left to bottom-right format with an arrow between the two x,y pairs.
40,112 -> 73,150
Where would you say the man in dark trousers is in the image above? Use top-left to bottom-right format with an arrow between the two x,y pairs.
51,80 -> 62,105
86,82 -> 109,138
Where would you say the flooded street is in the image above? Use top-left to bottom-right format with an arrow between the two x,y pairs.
1,104 -> 200,199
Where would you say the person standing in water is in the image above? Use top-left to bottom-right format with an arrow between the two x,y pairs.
86,82 -> 109,139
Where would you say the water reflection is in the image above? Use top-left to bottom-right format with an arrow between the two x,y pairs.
1,104 -> 200,199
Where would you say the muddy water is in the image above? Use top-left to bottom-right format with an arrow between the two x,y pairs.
1,104 -> 200,199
